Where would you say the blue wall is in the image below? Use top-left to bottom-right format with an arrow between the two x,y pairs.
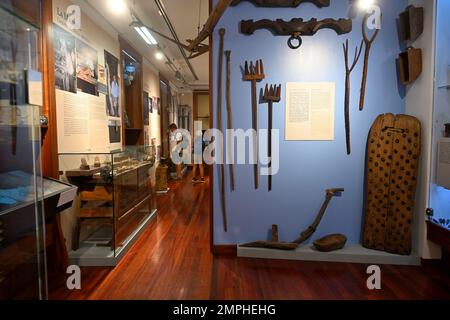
212,0 -> 407,245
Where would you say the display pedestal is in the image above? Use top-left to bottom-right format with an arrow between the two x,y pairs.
237,244 -> 420,266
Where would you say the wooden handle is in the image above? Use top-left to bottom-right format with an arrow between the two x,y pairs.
225,50 -> 235,191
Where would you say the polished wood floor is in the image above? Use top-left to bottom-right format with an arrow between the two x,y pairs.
50,172 -> 450,300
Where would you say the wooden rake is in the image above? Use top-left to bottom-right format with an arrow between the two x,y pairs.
244,59 -> 265,189
262,84 -> 281,191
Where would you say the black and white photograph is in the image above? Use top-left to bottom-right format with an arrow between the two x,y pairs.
53,24 -> 77,94
143,91 -> 150,125
76,39 -> 98,96
105,50 -> 121,118
108,120 -> 121,144
149,94 -> 153,114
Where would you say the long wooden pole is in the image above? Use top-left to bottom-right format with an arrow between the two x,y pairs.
218,28 -> 227,232
225,50 -> 235,191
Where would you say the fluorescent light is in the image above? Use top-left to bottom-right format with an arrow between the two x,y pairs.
357,0 -> 375,10
134,26 -> 152,45
134,25 -> 157,46
155,52 -> 164,60
108,0 -> 127,15
140,26 -> 157,45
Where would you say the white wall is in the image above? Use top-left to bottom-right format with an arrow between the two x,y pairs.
405,0 -> 441,259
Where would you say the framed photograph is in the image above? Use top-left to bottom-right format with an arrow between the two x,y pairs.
143,91 -> 150,126
53,24 -> 77,93
76,39 -> 98,96
105,50 -> 121,118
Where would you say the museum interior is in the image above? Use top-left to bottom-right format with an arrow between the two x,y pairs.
0,0 -> 450,300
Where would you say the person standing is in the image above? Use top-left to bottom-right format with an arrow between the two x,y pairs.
169,123 -> 182,180
192,129 -> 205,184
110,75 -> 120,117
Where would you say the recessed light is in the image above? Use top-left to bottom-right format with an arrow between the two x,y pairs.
155,52 -> 164,61
108,0 -> 127,15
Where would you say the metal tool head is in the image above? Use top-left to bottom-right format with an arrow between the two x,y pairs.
262,84 -> 281,103
326,188 -> 345,197
244,59 -> 265,81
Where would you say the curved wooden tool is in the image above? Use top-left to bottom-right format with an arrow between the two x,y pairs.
231,0 -> 330,7
262,84 -> 281,191
359,13 -> 380,111
342,39 -> 363,155
293,188 -> 344,245
241,18 -> 352,49
241,188 -> 344,250
244,59 -> 265,189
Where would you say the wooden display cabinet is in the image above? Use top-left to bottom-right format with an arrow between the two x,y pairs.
59,147 -> 156,256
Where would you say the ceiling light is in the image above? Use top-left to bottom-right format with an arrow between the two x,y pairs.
357,0 -> 375,10
133,24 -> 157,46
155,52 -> 164,61
108,0 -> 127,15
140,26 -> 157,45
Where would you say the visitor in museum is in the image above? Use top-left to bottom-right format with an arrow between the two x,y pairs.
169,123 -> 183,180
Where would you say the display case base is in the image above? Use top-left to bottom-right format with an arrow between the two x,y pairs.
69,209 -> 157,267
237,244 -> 420,266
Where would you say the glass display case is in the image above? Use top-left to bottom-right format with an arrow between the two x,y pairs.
0,4 -> 47,299
58,146 -> 156,261
428,0 -> 450,251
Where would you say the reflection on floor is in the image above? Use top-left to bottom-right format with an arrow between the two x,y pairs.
50,171 -> 450,300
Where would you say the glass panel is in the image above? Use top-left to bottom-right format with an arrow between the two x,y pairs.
0,6 -> 47,299
58,147 -> 156,262
429,0 -> 450,231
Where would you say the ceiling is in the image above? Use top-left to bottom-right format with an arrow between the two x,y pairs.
83,0 -> 210,90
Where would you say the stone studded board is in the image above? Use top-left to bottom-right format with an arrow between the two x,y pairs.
363,113 -> 421,255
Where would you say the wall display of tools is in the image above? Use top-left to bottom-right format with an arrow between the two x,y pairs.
217,28 -> 228,232
399,5 -> 424,43
261,84 -> 281,191
240,18 -> 352,49
244,59 -> 265,189
230,0 -> 330,8
342,39 -> 363,155
225,50 -> 235,191
362,113 -> 421,255
359,13 -> 380,111
241,188 -> 344,250
397,47 -> 422,85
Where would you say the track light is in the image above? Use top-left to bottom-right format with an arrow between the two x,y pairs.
155,52 -> 164,60
133,23 -> 157,45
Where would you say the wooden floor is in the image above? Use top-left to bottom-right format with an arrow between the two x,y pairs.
50,172 -> 450,300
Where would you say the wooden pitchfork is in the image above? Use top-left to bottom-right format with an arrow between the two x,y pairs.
342,39 -> 363,155
359,13 -> 380,111
244,59 -> 265,189
262,84 -> 281,192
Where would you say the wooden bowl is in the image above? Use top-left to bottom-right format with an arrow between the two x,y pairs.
313,234 -> 347,252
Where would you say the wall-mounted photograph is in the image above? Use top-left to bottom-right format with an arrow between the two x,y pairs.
105,50 -> 121,118
76,39 -> 98,96
53,24 -> 77,94
143,91 -> 150,126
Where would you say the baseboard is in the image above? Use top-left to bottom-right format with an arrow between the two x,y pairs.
421,250 -> 450,270
212,244 -> 237,256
